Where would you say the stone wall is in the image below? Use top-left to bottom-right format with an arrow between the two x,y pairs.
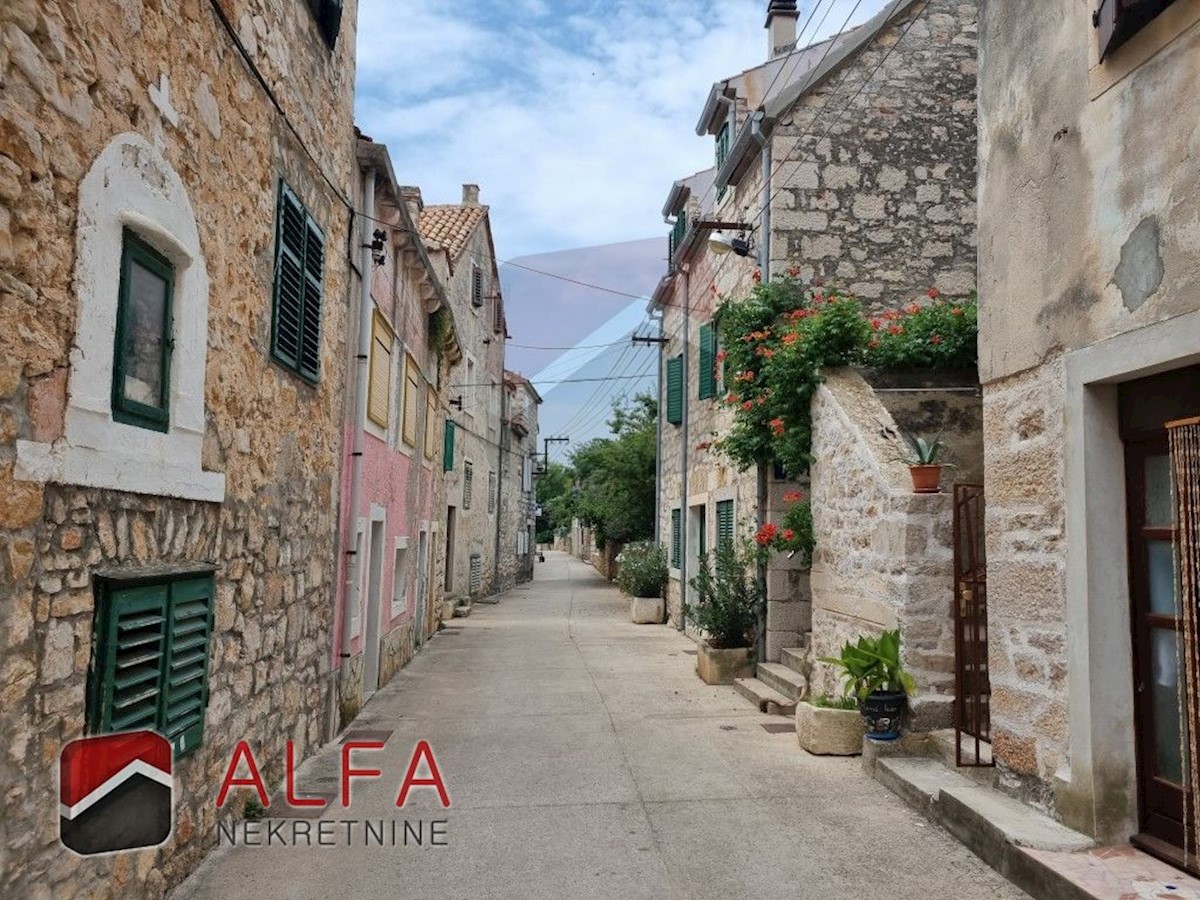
765,0 -> 978,308
495,380 -> 538,592
808,370 -> 976,730
0,0 -> 357,895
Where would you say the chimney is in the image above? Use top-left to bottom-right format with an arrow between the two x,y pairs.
400,185 -> 424,218
766,0 -> 798,58
462,183 -> 481,205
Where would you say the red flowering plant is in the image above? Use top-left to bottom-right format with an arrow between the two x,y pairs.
752,490 -> 815,566
862,291 -> 977,370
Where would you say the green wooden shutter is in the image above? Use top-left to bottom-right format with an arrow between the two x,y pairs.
299,219 -> 325,382
671,508 -> 682,568
272,187 -> 306,372
444,420 -> 456,471
666,355 -> 683,425
95,584 -> 169,735
162,577 -> 214,756
697,505 -> 707,556
716,500 -> 734,548
698,324 -> 715,400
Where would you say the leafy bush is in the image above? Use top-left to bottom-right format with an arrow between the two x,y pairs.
818,629 -> 916,701
686,539 -> 761,649
862,290 -> 977,371
614,541 -> 667,598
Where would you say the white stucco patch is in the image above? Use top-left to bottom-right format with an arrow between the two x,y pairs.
16,132 -> 225,502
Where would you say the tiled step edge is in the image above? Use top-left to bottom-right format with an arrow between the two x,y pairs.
756,663 -> 807,701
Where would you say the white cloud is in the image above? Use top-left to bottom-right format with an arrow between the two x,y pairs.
354,0 -> 889,258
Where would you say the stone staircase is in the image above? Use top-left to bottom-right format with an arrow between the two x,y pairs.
733,644 -> 809,715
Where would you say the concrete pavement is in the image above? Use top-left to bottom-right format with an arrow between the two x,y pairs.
173,551 -> 1024,900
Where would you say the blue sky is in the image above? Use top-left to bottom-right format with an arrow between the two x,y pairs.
354,1 -> 888,260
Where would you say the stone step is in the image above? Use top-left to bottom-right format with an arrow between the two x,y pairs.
872,755 -> 1097,900
779,647 -> 807,675
756,662 -> 807,701
927,728 -> 996,787
452,602 -> 472,618
732,678 -> 795,715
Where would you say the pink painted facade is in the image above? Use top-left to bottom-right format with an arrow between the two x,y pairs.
331,137 -> 461,706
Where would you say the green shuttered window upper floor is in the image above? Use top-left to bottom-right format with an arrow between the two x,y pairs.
444,420 -> 456,471
88,572 -> 215,757
272,181 -> 325,384
716,500 -> 735,548
666,355 -> 683,425
671,508 -> 682,569
698,323 -> 715,400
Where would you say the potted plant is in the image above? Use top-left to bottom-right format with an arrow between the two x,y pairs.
795,694 -> 864,756
614,541 -> 667,624
893,432 -> 954,493
687,540 -> 760,684
819,629 -> 916,741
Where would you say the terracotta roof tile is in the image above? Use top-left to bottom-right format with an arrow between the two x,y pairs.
417,204 -> 488,261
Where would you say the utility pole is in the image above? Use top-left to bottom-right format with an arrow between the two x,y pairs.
679,263 -> 690,632
633,330 -> 667,543
543,436 -> 569,476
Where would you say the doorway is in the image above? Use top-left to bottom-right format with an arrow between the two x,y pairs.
687,503 -> 706,608
1121,366 -> 1198,863
415,530 -> 429,646
445,506 -> 457,592
363,518 -> 385,696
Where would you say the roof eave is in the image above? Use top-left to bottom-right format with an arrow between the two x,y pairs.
695,81 -> 734,136
661,181 -> 690,221
715,112 -> 766,192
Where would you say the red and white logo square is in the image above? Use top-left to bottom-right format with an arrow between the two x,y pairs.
60,731 -> 173,856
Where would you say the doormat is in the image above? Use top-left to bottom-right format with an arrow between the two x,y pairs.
761,723 -> 796,734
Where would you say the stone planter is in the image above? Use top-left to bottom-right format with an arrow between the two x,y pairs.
630,596 -> 664,624
795,702 -> 864,756
696,643 -> 754,685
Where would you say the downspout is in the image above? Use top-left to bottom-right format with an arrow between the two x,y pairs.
653,308 -> 663,545
340,166 -> 376,690
755,120 -> 771,664
678,263 -> 690,632
492,382 -> 506,595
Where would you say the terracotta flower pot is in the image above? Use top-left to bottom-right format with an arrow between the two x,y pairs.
908,464 -> 943,493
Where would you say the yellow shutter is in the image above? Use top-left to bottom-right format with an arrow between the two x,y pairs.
424,395 -> 437,459
367,311 -> 392,428
402,356 -> 420,447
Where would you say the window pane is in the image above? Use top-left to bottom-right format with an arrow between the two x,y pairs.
1151,627 -> 1188,786
1144,454 -> 1175,528
1147,541 -> 1180,616
123,261 -> 168,409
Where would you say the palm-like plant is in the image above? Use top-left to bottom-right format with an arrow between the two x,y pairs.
818,629 -> 916,701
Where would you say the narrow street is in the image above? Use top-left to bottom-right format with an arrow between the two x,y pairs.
175,552 -> 1022,900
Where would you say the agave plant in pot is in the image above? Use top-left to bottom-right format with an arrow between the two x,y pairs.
686,539 -> 760,685
819,629 -> 916,741
892,431 -> 955,494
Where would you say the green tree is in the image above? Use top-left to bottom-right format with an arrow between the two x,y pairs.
535,460 -> 574,544
571,394 -> 658,548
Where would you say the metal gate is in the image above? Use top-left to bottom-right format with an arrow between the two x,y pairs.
952,484 -> 993,767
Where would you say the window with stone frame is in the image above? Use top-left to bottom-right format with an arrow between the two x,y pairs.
464,460 -> 474,509
271,181 -> 325,384
113,230 -> 175,433
488,471 -> 497,514
306,0 -> 344,48
402,356 -> 421,447
671,508 -> 682,569
471,264 -> 484,308
367,310 -> 393,428
88,571 -> 215,757
1095,0 -> 1177,60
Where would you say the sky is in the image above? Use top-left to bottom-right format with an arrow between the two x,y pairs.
354,0 -> 889,260
353,1 -> 891,448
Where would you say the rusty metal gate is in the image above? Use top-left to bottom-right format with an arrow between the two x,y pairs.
953,484 -> 993,767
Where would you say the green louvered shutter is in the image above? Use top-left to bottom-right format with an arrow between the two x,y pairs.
666,355 -> 683,425
298,218 -> 325,382
671,508 -> 682,568
444,420 -> 456,471
162,577 -> 214,756
96,584 -> 169,735
272,182 -> 324,383
698,324 -> 715,400
716,500 -> 735,549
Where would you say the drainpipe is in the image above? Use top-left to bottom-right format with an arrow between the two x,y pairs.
653,308 -> 664,544
678,263 -> 690,632
340,166 -> 376,690
492,381 -> 506,595
756,120 -> 771,665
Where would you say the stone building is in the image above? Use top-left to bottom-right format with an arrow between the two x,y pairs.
976,0 -> 1200,867
1,0 -> 358,896
331,136 -> 461,722
417,185 -> 510,612
653,0 -> 979,697
498,371 -> 541,589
